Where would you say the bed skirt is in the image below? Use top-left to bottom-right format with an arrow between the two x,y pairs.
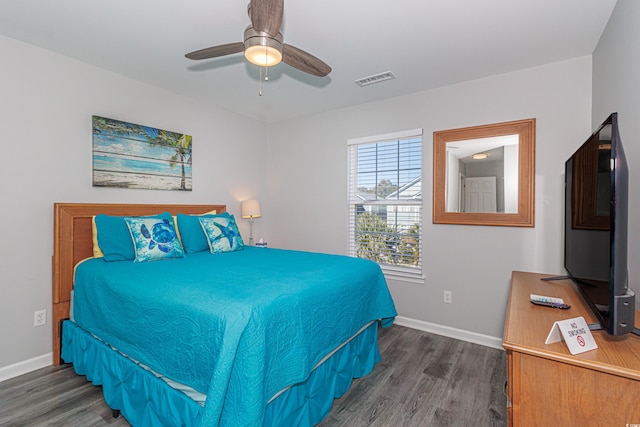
61,320 -> 380,426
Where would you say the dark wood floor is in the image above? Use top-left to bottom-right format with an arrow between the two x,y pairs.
319,325 -> 507,426
0,325 -> 506,426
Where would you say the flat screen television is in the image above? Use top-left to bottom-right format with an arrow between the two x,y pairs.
564,112 -> 637,336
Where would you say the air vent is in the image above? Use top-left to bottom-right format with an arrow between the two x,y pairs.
355,71 -> 396,87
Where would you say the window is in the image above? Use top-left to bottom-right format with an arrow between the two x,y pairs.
348,129 -> 423,282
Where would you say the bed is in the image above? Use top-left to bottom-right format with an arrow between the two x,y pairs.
52,203 -> 397,426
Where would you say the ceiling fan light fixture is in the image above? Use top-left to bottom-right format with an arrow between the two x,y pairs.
244,27 -> 283,67
245,45 -> 282,66
185,0 -> 331,78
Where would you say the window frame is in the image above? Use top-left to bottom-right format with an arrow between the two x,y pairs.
347,128 -> 425,283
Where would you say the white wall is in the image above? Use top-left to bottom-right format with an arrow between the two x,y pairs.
267,57 -> 592,340
0,35 -> 267,374
504,144 -> 519,213
446,152 -> 461,212
592,0 -> 640,309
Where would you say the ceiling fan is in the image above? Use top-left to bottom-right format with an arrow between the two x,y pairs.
185,0 -> 331,77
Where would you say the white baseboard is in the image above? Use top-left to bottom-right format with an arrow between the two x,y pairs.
393,316 -> 504,350
0,353 -> 52,383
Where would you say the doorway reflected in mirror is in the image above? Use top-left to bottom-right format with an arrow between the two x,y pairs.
445,134 -> 519,213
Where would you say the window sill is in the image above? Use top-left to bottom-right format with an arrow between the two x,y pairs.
381,267 -> 425,285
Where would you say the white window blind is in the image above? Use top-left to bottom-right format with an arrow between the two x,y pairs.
347,129 -> 424,281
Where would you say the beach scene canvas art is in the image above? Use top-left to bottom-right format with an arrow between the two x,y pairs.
92,116 -> 192,191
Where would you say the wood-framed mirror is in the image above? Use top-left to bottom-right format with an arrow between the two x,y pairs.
433,118 -> 535,227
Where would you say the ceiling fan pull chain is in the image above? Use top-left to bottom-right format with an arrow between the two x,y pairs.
264,46 -> 269,81
259,67 -> 263,96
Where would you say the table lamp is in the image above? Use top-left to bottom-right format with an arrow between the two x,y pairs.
241,199 -> 261,245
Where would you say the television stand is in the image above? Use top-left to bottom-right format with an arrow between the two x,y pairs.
591,325 -> 640,337
540,275 -> 570,281
503,271 -> 640,426
588,322 -> 603,331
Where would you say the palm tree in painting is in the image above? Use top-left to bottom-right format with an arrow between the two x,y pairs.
142,127 -> 192,191
170,134 -> 192,190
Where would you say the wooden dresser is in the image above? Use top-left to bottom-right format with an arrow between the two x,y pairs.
503,271 -> 640,426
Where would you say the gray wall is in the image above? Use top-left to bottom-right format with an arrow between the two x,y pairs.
592,0 -> 640,308
266,57 -> 592,341
0,35 -> 268,375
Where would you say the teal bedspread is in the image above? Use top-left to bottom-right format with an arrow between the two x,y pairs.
72,247 -> 396,426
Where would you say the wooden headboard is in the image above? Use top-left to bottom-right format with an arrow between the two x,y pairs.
52,203 -> 226,365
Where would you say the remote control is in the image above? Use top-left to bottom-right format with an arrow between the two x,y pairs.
530,300 -> 571,309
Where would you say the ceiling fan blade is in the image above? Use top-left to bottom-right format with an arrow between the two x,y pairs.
250,0 -> 284,36
282,44 -> 331,77
185,42 -> 245,60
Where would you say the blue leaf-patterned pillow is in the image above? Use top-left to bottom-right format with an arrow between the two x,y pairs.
199,215 -> 245,253
124,217 -> 185,262
176,212 -> 229,253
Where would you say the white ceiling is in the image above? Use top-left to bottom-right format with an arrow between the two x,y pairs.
0,0 -> 616,123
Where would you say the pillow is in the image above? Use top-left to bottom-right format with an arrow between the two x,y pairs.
176,211 -> 228,253
124,217 -> 185,262
91,216 -> 104,258
94,212 -> 171,261
199,215 -> 245,254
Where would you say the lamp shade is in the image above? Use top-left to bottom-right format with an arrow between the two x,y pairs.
241,199 -> 261,219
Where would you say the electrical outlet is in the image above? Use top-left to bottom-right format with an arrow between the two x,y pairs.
34,309 -> 46,327
444,290 -> 452,304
